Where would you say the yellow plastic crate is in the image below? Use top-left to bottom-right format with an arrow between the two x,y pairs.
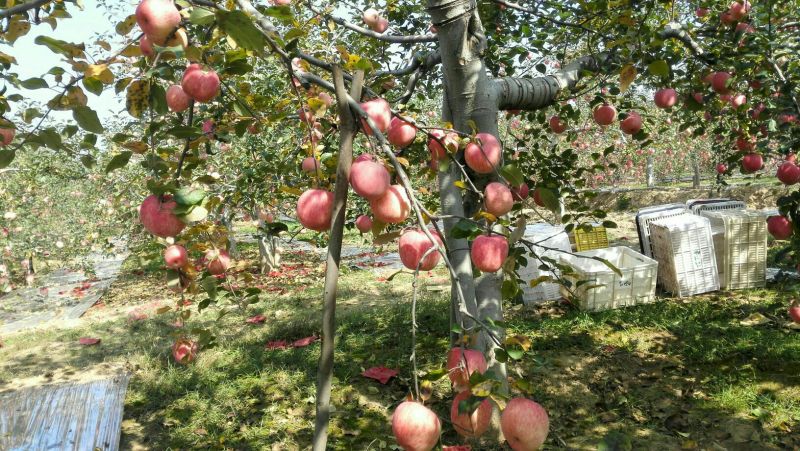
571,224 -> 609,251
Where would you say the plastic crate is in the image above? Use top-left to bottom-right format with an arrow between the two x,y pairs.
558,246 -> 658,311
688,199 -> 746,215
635,204 -> 690,258
518,224 -> 571,304
649,215 -> 720,297
700,209 -> 768,289
571,224 -> 609,251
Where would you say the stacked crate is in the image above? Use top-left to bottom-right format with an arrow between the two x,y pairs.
649,215 -> 720,297
635,203 -> 690,258
700,209 -> 768,289
688,199 -> 746,215
518,223 -> 572,304
558,247 -> 658,311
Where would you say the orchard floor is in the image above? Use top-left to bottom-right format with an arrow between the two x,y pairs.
0,236 -> 798,450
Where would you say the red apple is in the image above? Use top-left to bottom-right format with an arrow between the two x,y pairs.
204,249 -> 231,275
720,10 -> 736,25
140,35 -> 154,58
362,8 -> 380,27
767,215 -> 793,240
296,189 -> 334,232
354,154 -> 374,164
139,194 -> 186,238
391,401 -> 441,451
730,93 -> 747,108
355,215 -> 372,233
619,111 -> 642,135
548,115 -> 567,134
135,0 -> 181,44
736,22 -> 755,33
387,117 -> 417,148
427,130 -> 458,161
370,185 -> 410,224
716,163 -> 727,174
501,398 -> 550,451
789,304 -> 800,323
0,126 -> 16,146
318,92 -> 333,106
511,183 -> 529,201
172,338 -> 198,364
696,7 -> 709,17
372,17 -> 389,33
736,136 -> 756,152
692,92 -> 705,104
166,85 -> 192,113
270,0 -> 291,5
788,154 -> 797,163
729,1 -> 750,20
399,228 -> 443,271
712,72 -> 732,94
741,152 -> 763,173
164,245 -> 188,269
593,104 -> 617,126
654,88 -> 678,109
777,161 -> 800,185
301,156 -> 321,173
450,391 -> 492,438
350,160 -> 390,200
181,64 -> 220,103
464,133 -> 502,174
446,347 -> 487,391
360,98 -> 392,135
484,182 -> 514,217
471,234 -> 509,273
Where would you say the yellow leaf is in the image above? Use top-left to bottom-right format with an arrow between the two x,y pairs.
453,180 -> 467,189
505,334 -> 532,351
396,157 -> 410,168
85,64 -> 114,84
477,211 -> 497,222
126,79 -> 150,118
279,185 -> 303,196
115,15 -> 137,35
48,86 -> 88,111
4,18 -> 31,44
123,141 -> 148,154
619,64 -> 637,93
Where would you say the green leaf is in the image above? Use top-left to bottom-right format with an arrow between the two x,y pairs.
189,7 -> 217,25
80,154 -> 96,169
0,148 -> 15,169
647,60 -> 670,78
73,106 -> 104,133
34,36 -> 85,57
166,126 -> 201,139
20,77 -> 48,89
179,205 -> 208,223
201,276 -> 218,300
174,187 -> 206,206
105,151 -> 132,173
500,164 -> 524,187
83,76 -> 104,96
22,108 -> 41,124
451,219 -> 480,239
420,368 -> 448,381
216,10 -> 267,51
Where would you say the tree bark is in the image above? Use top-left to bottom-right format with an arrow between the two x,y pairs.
692,159 -> 701,189
312,66 -> 363,451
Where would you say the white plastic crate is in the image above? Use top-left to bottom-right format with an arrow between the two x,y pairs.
688,199 -> 746,215
635,204 -> 690,258
700,209 -> 768,289
558,247 -> 658,311
649,215 -> 719,297
518,223 -> 571,304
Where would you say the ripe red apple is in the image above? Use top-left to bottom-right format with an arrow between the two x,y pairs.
788,154 -> 798,163
181,64 -> 220,103
712,72 -> 732,94
471,234 -> 509,273
140,35 -> 154,58
696,7 -> 708,17
501,398 -> 550,451
399,228 -> 443,271
464,133 -> 502,174
372,17 -> 389,33
729,1 -> 750,20
511,183 -> 529,201
548,115 -> 567,134
446,347 -> 487,391
427,129 -> 458,161
654,88 -> 678,109
350,160 -> 391,200
789,304 -> 800,323
205,249 -> 231,275
730,93 -> 747,108
736,22 -> 755,33
450,391 -> 492,438
767,215 -> 793,240
370,185 -> 410,224
139,194 -> 186,238
736,136 -> 755,152
0,126 -> 16,146
777,161 -> 800,185
166,85 -> 192,113
354,154 -> 374,164
716,163 -> 727,174
619,111 -> 642,135
136,0 -> 181,44
741,152 -> 763,173
172,338 -> 198,364
484,182 -> 514,217
593,104 -> 617,126
720,10 -> 736,25
387,117 -> 417,148
301,156 -> 321,173
355,215 -> 372,233
296,189 -> 334,232
362,8 -> 380,27
164,245 -> 188,269
391,401 -> 441,451
360,98 -> 392,135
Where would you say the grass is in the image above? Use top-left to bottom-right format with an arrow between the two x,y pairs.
1,240 -> 799,449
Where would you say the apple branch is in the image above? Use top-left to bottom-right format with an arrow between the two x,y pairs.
659,22 -> 715,65
490,0 -> 597,34
0,0 -> 50,19
304,2 -> 437,44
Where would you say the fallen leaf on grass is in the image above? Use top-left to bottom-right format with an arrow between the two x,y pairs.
361,366 -> 399,384
78,337 -> 101,345
246,314 -> 267,325
292,336 -> 318,348
443,446 -> 471,451
266,340 -> 289,350
740,313 -> 771,326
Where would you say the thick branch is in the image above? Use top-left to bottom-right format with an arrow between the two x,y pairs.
305,2 -> 437,43
0,0 -> 49,19
659,22 -> 715,65
375,51 -> 442,78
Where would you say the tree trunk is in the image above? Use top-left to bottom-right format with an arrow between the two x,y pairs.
257,229 -> 281,273
312,67 -> 362,451
222,208 -> 239,258
692,159 -> 701,189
